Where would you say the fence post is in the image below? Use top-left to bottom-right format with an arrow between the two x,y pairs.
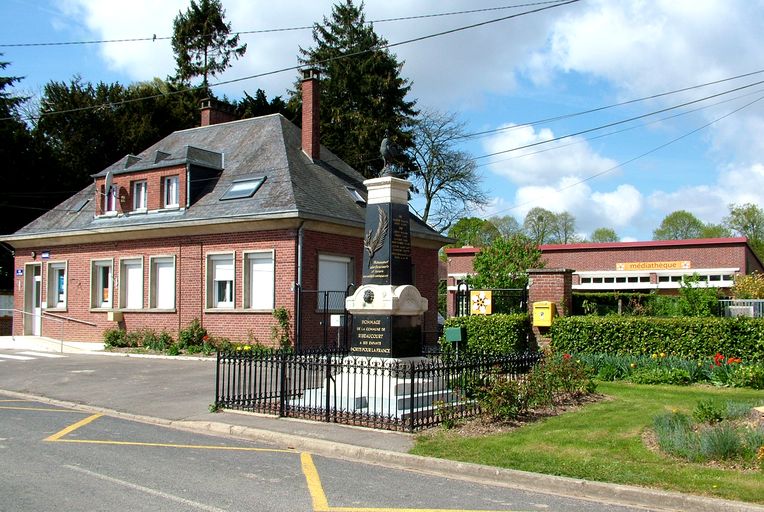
215,350 -> 221,408
325,352 -> 332,423
408,361 -> 416,432
279,350 -> 287,417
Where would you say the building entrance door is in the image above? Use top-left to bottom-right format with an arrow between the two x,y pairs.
24,264 -> 42,336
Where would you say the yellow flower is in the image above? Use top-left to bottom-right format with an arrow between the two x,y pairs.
243,345 -> 252,351
660,352 -> 666,358
651,353 -> 658,359
630,363 -> 636,368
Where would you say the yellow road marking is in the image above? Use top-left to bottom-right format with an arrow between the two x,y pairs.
52,438 -> 292,453
0,406 -> 79,412
41,413 -> 514,512
44,413 -> 102,441
301,452 -> 330,511
300,452 -> 516,512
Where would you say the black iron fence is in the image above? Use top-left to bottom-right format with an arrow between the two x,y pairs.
455,286 -> 528,316
215,348 -> 542,431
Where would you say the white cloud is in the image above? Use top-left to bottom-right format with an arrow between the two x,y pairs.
481,124 -> 618,186
648,163 -> 764,225
56,0 -> 571,102
590,185 -> 643,227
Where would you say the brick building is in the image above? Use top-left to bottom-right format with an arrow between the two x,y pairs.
3,71 -> 447,346
445,238 -> 764,317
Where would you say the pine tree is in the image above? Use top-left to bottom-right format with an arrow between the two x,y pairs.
296,0 -> 417,178
171,0 -> 247,91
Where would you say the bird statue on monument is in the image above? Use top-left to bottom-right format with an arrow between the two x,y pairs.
380,131 -> 407,178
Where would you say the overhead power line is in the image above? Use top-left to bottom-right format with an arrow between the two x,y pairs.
471,77 -> 764,161
484,93 -> 764,218
459,68 -> 764,140
0,0 -> 579,123
0,1 -> 571,48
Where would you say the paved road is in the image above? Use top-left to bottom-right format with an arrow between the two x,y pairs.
1,348 -> 761,512
1,395 -> 649,512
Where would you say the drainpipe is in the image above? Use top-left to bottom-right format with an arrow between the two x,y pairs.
295,222 -> 305,352
185,164 -> 191,208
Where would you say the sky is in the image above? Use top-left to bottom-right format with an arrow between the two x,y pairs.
3,0 -> 764,242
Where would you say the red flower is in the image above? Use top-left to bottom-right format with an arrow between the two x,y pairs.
563,353 -> 572,360
727,357 -> 742,364
202,334 -> 210,342
713,353 -> 725,366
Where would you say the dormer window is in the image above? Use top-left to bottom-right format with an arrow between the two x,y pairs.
164,176 -> 179,208
133,180 -> 147,211
104,186 -> 117,213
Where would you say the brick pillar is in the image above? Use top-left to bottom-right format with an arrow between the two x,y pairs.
527,268 -> 573,348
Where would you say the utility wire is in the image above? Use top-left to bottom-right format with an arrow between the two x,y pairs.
1,0 -> 579,123
472,77 -> 764,161
0,1 -> 571,48
476,86 -> 764,169
459,68 -> 764,140
486,93 -> 764,217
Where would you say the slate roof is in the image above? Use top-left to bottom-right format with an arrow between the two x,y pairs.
9,114 -> 446,243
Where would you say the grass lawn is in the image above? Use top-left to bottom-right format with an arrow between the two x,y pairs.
411,382 -> 764,504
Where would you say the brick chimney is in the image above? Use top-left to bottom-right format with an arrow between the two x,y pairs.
301,68 -> 320,160
200,97 -> 237,126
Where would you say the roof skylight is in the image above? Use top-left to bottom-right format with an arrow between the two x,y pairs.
220,177 -> 266,201
345,186 -> 365,204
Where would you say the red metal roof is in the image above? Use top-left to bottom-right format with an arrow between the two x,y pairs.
445,237 -> 751,255
540,237 -> 749,251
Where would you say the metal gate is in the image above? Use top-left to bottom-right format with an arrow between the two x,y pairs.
294,284 -> 353,352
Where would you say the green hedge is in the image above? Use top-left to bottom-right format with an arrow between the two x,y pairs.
550,316 -> 764,362
442,313 -> 532,353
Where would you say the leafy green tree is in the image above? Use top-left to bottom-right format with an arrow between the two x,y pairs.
523,207 -> 557,245
724,203 -> 764,257
446,217 -> 500,248
550,211 -> 579,244
171,0 -> 246,89
652,210 -> 705,240
295,0 -> 417,178
470,234 -> 544,289
34,77 -> 201,190
700,223 -> 732,239
590,227 -> 619,242
409,109 -> 486,232
235,89 -> 294,120
677,274 -> 718,317
490,215 -> 522,238
0,58 -> 49,284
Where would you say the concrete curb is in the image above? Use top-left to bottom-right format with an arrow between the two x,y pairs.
3,389 -> 763,512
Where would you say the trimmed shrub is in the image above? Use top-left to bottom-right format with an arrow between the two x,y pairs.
103,328 -> 127,348
550,316 -> 764,363
630,367 -> 692,386
178,318 -> 207,349
442,313 -> 531,353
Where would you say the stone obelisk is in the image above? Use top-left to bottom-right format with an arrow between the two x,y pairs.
345,176 -> 428,358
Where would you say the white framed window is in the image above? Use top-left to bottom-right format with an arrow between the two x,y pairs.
91,260 -> 113,309
207,253 -> 234,309
149,256 -> 175,309
244,251 -> 274,310
46,262 -> 67,309
119,258 -> 143,309
318,254 -> 352,312
164,176 -> 179,208
104,185 -> 117,213
132,180 -> 147,211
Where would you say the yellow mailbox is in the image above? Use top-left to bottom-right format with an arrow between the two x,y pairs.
533,301 -> 555,327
